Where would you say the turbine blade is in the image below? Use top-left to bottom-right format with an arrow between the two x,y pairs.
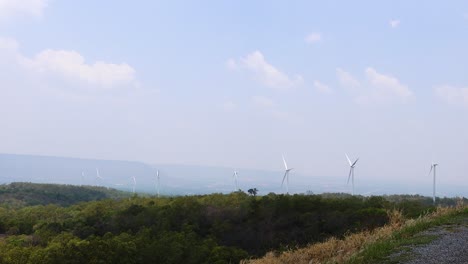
282,155 -> 288,170
352,158 -> 359,167
428,165 -> 433,177
347,168 -> 352,184
345,154 -> 352,166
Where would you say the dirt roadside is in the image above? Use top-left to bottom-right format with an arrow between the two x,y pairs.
386,218 -> 468,264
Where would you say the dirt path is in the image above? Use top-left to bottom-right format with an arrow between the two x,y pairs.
387,220 -> 468,264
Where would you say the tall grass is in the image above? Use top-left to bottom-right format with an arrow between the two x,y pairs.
243,200 -> 467,264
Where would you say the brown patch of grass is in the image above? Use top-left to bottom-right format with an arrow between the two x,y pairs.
243,205 -> 468,264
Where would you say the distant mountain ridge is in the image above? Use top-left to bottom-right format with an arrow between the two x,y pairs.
0,153 -> 316,195
1,153 -> 467,197
0,153 -> 156,191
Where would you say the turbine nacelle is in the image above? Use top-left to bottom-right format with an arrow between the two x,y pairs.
346,154 -> 359,168
428,163 -> 439,175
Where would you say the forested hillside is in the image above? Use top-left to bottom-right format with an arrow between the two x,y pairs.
0,182 -> 131,207
0,184 -> 462,264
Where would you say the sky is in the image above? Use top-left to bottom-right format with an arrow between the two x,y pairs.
1,0 -> 468,194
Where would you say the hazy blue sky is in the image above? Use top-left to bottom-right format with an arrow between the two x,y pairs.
1,0 -> 468,193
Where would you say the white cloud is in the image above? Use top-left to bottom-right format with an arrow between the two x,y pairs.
336,68 -> 361,90
0,0 -> 48,20
228,51 -> 303,90
0,37 -> 19,61
0,36 -> 18,49
336,67 -> 412,104
305,33 -> 322,44
389,19 -> 400,28
222,101 -> 237,111
0,37 -> 136,88
434,85 -> 468,105
225,58 -> 237,70
251,96 -> 294,121
313,80 -> 332,94
23,50 -> 135,87
365,68 -> 412,98
252,96 -> 275,108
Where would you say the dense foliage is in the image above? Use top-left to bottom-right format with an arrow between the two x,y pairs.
0,183 -> 463,264
0,182 -> 131,207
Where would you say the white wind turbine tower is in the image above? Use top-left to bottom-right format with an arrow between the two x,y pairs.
132,176 -> 136,194
233,170 -> 239,191
281,155 -> 293,194
81,171 -> 85,186
96,168 -> 103,186
428,162 -> 438,205
345,154 -> 359,196
156,170 -> 160,198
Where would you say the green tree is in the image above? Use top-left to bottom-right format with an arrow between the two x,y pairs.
247,188 -> 258,196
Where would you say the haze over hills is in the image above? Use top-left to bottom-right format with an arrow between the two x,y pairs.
0,153 -> 322,195
0,153 -> 467,197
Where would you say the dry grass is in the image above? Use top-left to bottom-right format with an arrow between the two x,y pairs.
243,202 -> 467,264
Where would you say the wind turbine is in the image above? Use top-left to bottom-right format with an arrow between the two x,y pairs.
428,162 -> 438,205
96,168 -> 103,186
345,154 -> 359,196
132,176 -> 136,194
156,170 -> 160,198
281,155 -> 293,194
233,170 -> 239,191
81,171 -> 85,186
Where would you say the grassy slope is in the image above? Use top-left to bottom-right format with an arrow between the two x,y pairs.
245,203 -> 468,264
348,206 -> 468,264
